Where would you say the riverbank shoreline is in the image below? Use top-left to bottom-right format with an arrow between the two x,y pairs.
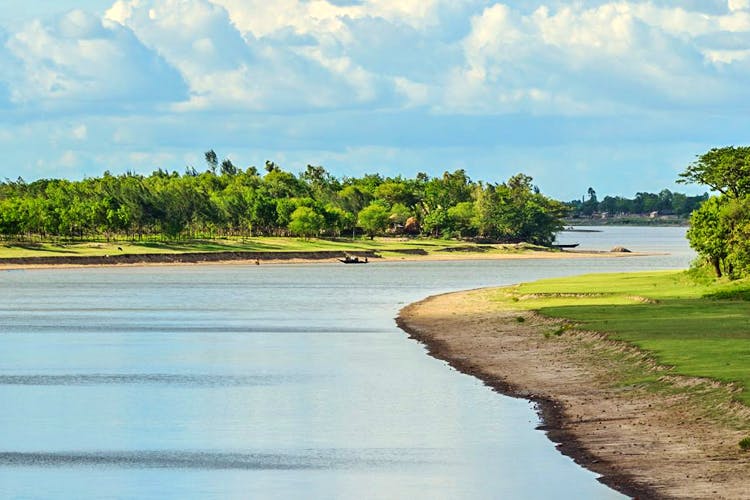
0,248 -> 652,271
397,288 -> 750,499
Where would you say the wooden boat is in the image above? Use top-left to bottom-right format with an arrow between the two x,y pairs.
339,256 -> 368,264
551,243 -> 580,249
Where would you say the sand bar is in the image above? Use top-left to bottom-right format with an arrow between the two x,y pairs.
397,288 -> 750,499
0,248 -> 651,271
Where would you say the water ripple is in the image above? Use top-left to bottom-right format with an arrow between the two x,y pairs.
0,374 -> 305,387
0,324 -> 387,334
0,449 -> 444,470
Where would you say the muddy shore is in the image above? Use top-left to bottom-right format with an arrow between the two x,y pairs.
397,289 -> 750,499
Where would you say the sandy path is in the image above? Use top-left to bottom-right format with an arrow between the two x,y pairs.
397,288 -> 750,499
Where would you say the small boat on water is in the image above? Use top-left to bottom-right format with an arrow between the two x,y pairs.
551,243 -> 580,249
339,255 -> 368,264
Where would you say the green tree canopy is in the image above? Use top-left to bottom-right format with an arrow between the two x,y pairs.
288,206 -> 325,239
679,146 -> 750,198
357,203 -> 390,239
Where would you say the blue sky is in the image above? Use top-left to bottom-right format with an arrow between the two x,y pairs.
1,0 -> 748,200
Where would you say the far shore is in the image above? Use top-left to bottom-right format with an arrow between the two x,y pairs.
0,247 -> 653,271
397,289 -> 750,499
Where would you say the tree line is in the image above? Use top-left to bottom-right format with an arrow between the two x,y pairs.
0,151 -> 567,246
566,188 -> 708,218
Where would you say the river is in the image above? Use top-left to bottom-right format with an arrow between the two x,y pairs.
0,227 -> 692,499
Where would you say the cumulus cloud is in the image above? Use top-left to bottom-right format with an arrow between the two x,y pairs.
1,0 -> 750,193
443,2 -> 750,115
5,0 -> 746,117
3,9 -> 187,109
104,0 -> 402,111
729,0 -> 750,12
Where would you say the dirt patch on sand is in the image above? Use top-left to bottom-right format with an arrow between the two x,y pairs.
397,289 -> 750,499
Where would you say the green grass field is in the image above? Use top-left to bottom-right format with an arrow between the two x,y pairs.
493,271 -> 750,405
0,237 -> 549,260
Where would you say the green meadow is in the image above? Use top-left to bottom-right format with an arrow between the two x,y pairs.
494,270 -> 750,406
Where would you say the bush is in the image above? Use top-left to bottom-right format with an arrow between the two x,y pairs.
739,437 -> 750,451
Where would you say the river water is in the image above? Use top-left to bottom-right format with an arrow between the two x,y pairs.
0,227 -> 692,499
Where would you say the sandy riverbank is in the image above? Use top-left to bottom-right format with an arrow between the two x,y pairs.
397,289 -> 750,499
0,248 -> 650,271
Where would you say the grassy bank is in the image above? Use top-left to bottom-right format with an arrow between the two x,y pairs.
493,270 -> 750,406
0,237 -> 551,260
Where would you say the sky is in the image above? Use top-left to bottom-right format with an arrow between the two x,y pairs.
0,0 -> 748,200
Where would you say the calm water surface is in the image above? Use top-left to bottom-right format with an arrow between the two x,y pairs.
0,227 -> 692,499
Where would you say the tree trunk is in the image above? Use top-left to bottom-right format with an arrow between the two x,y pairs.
711,256 -> 722,278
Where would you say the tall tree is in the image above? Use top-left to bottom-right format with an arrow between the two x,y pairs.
204,150 -> 218,174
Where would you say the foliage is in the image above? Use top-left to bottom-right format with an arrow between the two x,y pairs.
687,196 -> 731,277
679,146 -> 750,198
681,145 -> 750,278
566,188 -> 707,218
288,206 -> 325,239
357,203 -> 390,239
0,157 -> 567,245
474,174 -> 567,245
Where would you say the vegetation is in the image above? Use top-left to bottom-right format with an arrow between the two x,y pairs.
566,187 -> 707,219
495,270 -> 750,405
0,154 -> 566,246
680,146 -> 750,278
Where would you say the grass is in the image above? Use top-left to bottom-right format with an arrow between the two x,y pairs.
491,270 -> 750,405
0,237 -> 553,260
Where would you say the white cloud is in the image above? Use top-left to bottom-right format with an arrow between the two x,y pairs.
59,150 -> 78,167
729,0 -> 750,12
72,124 -> 88,141
105,0 -> 394,111
443,2 -> 750,115
4,9 -> 186,109
210,0 -> 463,38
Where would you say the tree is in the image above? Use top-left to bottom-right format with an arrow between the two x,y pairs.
288,206 -> 324,239
322,204 -> 354,236
687,196 -> 731,277
473,174 -> 566,245
204,150 -> 218,174
447,201 -> 476,238
249,190 -> 277,235
720,196 -> 750,278
422,208 -> 449,237
338,185 -> 370,214
678,146 -> 750,198
357,203 -> 389,239
220,159 -> 238,176
375,181 -> 416,208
